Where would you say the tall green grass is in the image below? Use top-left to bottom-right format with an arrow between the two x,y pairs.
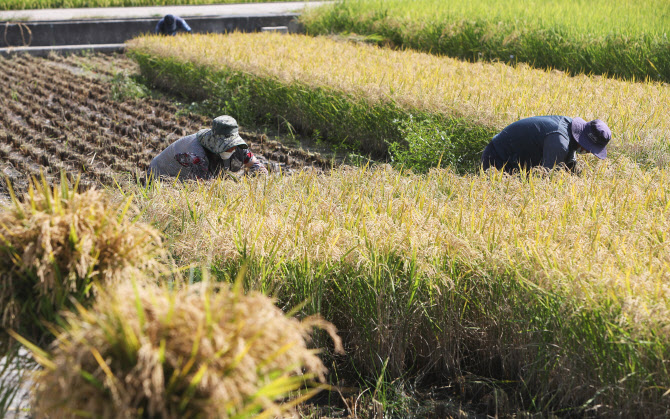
0,0 -> 293,11
128,33 -> 670,171
300,0 -> 670,82
123,161 -> 670,416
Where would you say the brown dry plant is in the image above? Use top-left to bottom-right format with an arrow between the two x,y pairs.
28,279 -> 343,419
0,175 -> 164,344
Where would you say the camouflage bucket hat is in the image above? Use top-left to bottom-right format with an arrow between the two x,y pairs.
196,115 -> 247,153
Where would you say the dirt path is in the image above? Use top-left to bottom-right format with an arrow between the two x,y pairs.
0,348 -> 33,419
0,52 -> 332,197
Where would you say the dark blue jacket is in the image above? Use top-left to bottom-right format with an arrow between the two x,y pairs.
155,15 -> 192,36
482,115 -> 579,172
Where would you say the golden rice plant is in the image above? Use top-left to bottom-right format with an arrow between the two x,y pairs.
130,158 -> 670,337
20,279 -> 342,418
301,0 -> 670,82
122,160 -> 670,413
0,174 -> 164,345
127,32 -> 670,164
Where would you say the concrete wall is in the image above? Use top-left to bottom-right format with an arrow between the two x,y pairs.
1,14 -> 298,48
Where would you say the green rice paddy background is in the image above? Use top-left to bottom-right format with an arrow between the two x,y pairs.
301,0 -> 670,82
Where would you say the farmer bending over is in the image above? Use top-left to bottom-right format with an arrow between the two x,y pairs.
148,115 -> 268,180
155,14 -> 192,36
481,116 -> 611,173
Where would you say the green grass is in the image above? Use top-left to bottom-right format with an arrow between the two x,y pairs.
0,0 -> 295,10
300,0 -> 670,82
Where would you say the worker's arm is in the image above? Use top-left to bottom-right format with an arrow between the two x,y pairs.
174,152 -> 210,179
154,19 -> 163,34
541,133 -> 571,171
234,148 -> 268,175
244,155 -> 268,175
176,17 -> 192,33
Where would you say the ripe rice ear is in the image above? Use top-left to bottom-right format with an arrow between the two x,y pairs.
0,173 -> 165,346
30,279 -> 342,418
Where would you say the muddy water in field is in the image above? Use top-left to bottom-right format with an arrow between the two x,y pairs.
0,53 -> 333,197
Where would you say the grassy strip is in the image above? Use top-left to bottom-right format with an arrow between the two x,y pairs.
122,162 -> 670,415
300,0 -> 670,83
0,0 -> 288,11
127,33 -> 670,171
129,42 -> 492,172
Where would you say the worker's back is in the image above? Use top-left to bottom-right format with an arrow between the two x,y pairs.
148,134 -> 209,179
488,115 -> 574,170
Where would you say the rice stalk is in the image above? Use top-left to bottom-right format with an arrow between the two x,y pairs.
29,278 -> 342,418
0,174 -> 165,346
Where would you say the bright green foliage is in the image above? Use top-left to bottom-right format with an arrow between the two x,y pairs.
388,115 -> 491,172
110,71 -> 150,102
301,0 -> 670,82
0,0 -> 291,10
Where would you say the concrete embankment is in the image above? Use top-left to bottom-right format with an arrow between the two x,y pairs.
0,2 -> 324,56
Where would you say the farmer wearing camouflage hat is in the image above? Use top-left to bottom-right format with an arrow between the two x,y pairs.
148,115 -> 268,180
481,115 -> 612,173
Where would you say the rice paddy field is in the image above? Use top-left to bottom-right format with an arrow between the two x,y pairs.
128,32 -> 670,170
300,0 -> 670,83
130,32 -> 670,416
2,0 -> 670,416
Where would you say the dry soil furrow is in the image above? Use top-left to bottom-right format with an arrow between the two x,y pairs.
0,53 -> 331,199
